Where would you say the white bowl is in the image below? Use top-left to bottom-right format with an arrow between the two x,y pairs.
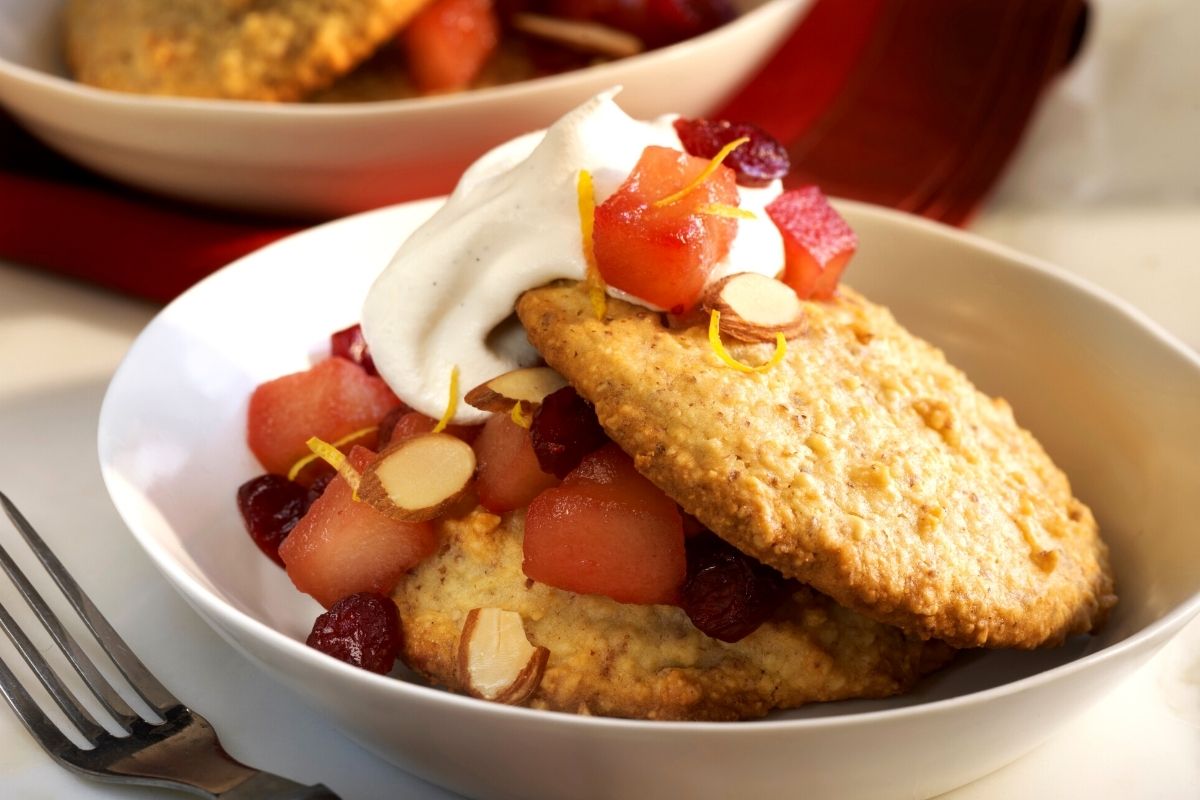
97,199 -> 1200,800
0,0 -> 808,218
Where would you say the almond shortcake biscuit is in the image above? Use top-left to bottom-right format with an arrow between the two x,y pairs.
64,0 -> 430,101
516,283 -> 1117,650
393,506 -> 954,721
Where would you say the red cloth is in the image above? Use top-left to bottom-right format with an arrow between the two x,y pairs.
0,0 -> 1086,304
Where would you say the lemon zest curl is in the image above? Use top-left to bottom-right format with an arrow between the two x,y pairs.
432,366 -> 460,434
510,401 -> 531,429
707,310 -> 787,373
304,436 -> 362,499
654,137 -> 750,208
697,203 -> 756,220
287,425 -> 377,482
577,169 -> 607,320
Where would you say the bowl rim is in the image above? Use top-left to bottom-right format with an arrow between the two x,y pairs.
98,197 -> 1200,735
0,0 -> 804,119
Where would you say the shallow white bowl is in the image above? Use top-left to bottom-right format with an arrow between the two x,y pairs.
0,0 -> 807,218
98,199 -> 1200,800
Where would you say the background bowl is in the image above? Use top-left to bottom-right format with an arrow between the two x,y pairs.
97,198 -> 1200,800
0,0 -> 808,218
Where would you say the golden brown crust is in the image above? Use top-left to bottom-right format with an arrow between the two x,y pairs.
393,507 -> 953,721
516,283 -> 1117,649
64,0 -> 431,101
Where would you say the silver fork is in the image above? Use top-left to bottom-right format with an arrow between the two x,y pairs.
0,492 -> 341,798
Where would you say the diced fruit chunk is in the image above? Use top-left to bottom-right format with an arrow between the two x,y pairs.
474,412 -> 560,513
406,0 -> 500,94
673,117 -> 790,187
523,444 -> 685,604
679,532 -> 791,642
529,386 -> 609,478
383,411 -> 481,447
306,592 -> 402,674
279,447 -> 437,608
376,404 -> 411,447
593,145 -> 739,311
247,357 -> 399,477
765,187 -> 857,300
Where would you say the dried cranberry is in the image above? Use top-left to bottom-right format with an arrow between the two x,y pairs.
648,0 -> 735,44
680,511 -> 707,537
305,470 -> 335,506
236,474 -> 311,567
530,386 -> 610,478
673,117 -> 790,187
330,324 -> 377,376
678,532 -> 790,642
305,593 -> 402,674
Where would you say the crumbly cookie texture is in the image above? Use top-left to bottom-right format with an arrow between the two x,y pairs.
64,0 -> 430,101
393,507 -> 953,721
516,283 -> 1117,649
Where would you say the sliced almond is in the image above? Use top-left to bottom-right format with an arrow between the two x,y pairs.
464,366 -> 568,413
511,13 -> 644,59
358,433 -> 475,521
702,272 -> 805,342
457,607 -> 549,705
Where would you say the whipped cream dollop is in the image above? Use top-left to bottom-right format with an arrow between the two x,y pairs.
362,89 -> 786,424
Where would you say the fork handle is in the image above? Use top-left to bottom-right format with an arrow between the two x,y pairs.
219,773 -> 342,799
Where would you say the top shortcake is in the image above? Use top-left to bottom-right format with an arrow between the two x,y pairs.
517,282 -> 1116,649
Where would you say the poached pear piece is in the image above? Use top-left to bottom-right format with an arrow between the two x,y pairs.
516,283 -> 1117,649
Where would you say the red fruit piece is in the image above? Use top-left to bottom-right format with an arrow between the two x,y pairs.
330,324 -> 377,376
236,474 -> 311,567
673,117 -> 789,187
765,186 -> 857,300
383,410 -> 481,447
306,592 -> 402,674
523,444 -> 685,605
375,403 -> 412,447
406,0 -> 500,94
594,145 -> 739,311
279,447 -> 438,608
678,532 -> 791,642
529,386 -> 609,479
246,357 -> 400,477
474,412 -> 559,513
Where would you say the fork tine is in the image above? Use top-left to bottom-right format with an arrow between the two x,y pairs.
0,495 -> 341,798
0,533 -> 142,732
0,599 -> 109,742
0,493 -> 180,716
0,650 -> 82,759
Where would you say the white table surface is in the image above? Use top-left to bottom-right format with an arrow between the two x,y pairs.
1,1 -> 1198,796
